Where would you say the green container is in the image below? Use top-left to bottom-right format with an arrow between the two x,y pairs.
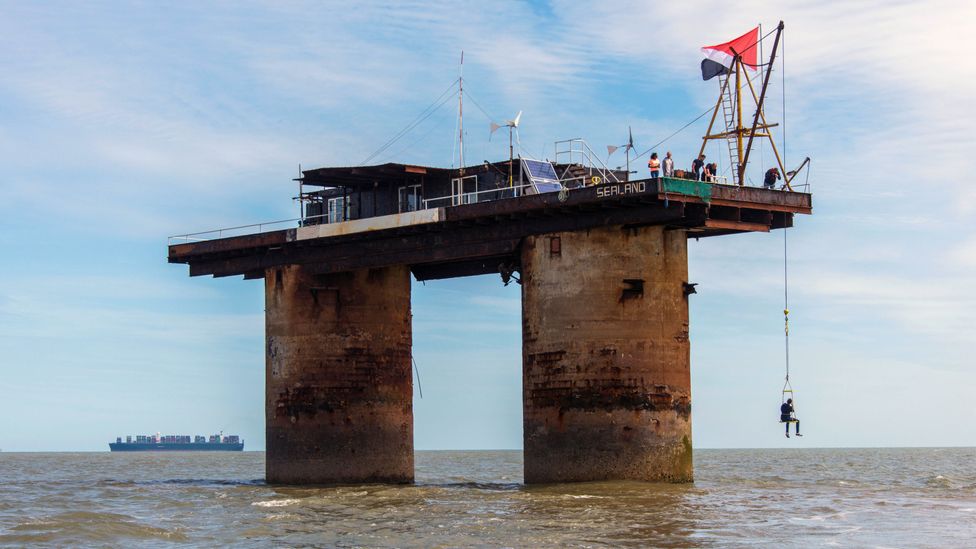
661,177 -> 713,204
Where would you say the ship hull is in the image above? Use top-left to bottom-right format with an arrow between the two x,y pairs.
109,443 -> 244,452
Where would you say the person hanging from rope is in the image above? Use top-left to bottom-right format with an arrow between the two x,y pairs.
780,398 -> 802,438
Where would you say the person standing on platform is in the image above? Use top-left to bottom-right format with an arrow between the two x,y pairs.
703,162 -> 715,182
764,167 -> 782,189
692,154 -> 706,181
648,153 -> 661,178
663,151 -> 675,177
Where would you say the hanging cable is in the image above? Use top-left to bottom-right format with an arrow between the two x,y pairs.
413,357 -> 424,399
783,225 -> 791,387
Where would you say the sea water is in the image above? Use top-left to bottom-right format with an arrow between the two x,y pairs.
0,448 -> 973,547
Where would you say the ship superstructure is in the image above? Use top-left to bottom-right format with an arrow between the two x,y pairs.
109,433 -> 243,451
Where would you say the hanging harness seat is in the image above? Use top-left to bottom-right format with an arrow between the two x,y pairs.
780,386 -> 797,423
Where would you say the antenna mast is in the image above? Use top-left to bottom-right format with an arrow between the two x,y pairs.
458,51 -> 464,177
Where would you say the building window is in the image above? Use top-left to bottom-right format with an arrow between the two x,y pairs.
399,184 -> 423,213
327,197 -> 348,224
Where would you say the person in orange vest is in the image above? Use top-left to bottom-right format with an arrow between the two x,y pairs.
648,152 -> 661,178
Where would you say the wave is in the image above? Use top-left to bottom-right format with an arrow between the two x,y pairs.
252,498 -> 302,508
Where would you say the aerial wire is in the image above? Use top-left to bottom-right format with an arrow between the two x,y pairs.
463,89 -> 498,125
383,113 -> 449,164
362,91 -> 456,166
634,106 -> 713,160
360,78 -> 460,166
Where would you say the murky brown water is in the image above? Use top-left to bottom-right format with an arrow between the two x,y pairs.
1,448 -> 974,547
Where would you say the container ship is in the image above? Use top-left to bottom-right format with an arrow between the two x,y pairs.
109,433 -> 244,451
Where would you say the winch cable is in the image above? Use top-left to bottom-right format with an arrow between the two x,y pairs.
782,226 -> 793,402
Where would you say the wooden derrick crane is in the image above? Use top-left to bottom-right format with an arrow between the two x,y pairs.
698,21 -> 803,190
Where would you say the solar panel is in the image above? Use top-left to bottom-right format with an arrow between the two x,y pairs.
523,159 -> 558,180
521,159 -> 562,194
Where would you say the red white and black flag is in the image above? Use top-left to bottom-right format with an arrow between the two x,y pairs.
701,27 -> 759,80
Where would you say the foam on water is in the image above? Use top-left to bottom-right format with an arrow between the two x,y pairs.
250,498 -> 301,508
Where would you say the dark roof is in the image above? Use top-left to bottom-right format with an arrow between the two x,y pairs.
300,163 -> 454,188
300,161 -> 516,188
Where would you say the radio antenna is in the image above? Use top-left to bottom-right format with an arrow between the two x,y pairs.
458,51 -> 464,177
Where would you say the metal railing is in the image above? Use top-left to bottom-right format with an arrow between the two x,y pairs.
168,213 -> 334,245
171,180 -> 553,245
422,182 -> 539,209
554,138 -> 621,185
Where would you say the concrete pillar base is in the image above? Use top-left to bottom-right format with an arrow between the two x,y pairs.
521,225 -> 692,483
265,265 -> 413,484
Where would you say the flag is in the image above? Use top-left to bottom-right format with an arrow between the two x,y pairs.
700,27 -> 759,80
700,59 -> 729,81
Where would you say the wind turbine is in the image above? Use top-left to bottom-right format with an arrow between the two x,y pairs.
491,110 -> 522,187
607,126 -> 636,181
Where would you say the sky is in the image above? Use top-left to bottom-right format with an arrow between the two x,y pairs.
1,0 -> 974,452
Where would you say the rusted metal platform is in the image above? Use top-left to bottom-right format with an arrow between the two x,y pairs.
169,178 -> 811,281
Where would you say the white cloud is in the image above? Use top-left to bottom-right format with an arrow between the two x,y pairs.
948,236 -> 976,268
